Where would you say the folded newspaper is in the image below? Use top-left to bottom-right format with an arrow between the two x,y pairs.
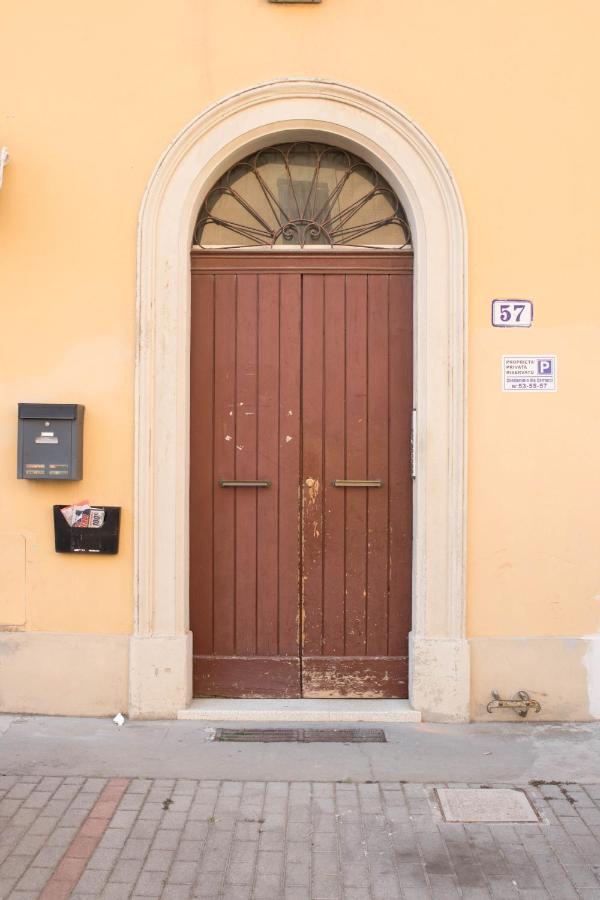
60,501 -> 105,529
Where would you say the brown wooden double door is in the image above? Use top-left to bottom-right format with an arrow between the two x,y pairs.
190,251 -> 413,698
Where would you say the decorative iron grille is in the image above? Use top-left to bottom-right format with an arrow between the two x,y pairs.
193,142 -> 411,249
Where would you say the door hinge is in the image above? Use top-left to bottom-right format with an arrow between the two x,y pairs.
411,409 -> 417,479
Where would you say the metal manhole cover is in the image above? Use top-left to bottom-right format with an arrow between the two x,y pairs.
436,788 -> 539,823
213,728 -> 386,743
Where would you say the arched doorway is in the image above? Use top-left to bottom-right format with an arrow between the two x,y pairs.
189,142 -> 413,698
130,80 -> 468,721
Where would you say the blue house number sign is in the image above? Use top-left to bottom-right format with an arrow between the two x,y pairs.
492,299 -> 533,327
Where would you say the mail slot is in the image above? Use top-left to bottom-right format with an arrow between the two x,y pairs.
17,403 -> 84,480
53,505 -> 121,554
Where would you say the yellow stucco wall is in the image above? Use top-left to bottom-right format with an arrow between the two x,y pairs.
1,1 -> 600,714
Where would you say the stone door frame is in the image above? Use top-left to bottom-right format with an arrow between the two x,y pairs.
130,79 -> 469,721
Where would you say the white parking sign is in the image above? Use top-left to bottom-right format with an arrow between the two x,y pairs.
502,356 -> 557,392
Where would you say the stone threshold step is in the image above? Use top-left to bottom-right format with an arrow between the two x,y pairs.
177,699 -> 421,723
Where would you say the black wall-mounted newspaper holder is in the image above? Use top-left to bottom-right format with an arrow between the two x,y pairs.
53,506 -> 121,554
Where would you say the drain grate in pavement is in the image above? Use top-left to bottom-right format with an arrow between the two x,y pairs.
436,788 -> 539,823
213,728 -> 387,743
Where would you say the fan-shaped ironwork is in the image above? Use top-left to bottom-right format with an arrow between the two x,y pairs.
193,142 -> 411,249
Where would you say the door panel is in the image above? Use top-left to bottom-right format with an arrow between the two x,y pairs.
190,252 -> 412,699
300,270 -> 412,698
190,270 -> 302,698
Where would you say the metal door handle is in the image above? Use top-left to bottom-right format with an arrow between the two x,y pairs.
220,480 -> 271,488
332,479 -> 383,488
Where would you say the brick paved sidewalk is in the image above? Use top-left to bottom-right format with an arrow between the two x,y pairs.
1,776 -> 600,899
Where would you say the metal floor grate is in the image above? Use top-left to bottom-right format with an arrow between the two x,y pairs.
213,728 -> 387,743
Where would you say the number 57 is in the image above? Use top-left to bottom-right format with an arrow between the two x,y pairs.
500,303 -> 525,322
493,300 -> 532,327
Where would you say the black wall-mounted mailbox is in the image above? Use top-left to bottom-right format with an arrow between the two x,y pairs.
17,404 -> 84,480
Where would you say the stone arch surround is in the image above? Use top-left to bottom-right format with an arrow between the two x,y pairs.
130,79 -> 469,721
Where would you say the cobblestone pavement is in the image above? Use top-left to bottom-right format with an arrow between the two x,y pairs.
1,776 -> 600,899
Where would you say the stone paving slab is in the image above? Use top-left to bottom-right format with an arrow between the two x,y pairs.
1,776 -> 600,898
436,789 -> 539,824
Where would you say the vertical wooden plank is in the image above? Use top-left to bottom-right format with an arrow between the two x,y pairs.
322,275 -> 346,656
212,273 -> 237,656
256,274 -> 279,656
301,273 -> 324,659
366,274 -> 390,656
235,273 -> 258,656
344,274 -> 368,657
388,273 -> 413,656
278,274 -> 302,660
190,273 -> 214,655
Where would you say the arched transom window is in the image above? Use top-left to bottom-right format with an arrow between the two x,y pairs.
193,142 -> 411,249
